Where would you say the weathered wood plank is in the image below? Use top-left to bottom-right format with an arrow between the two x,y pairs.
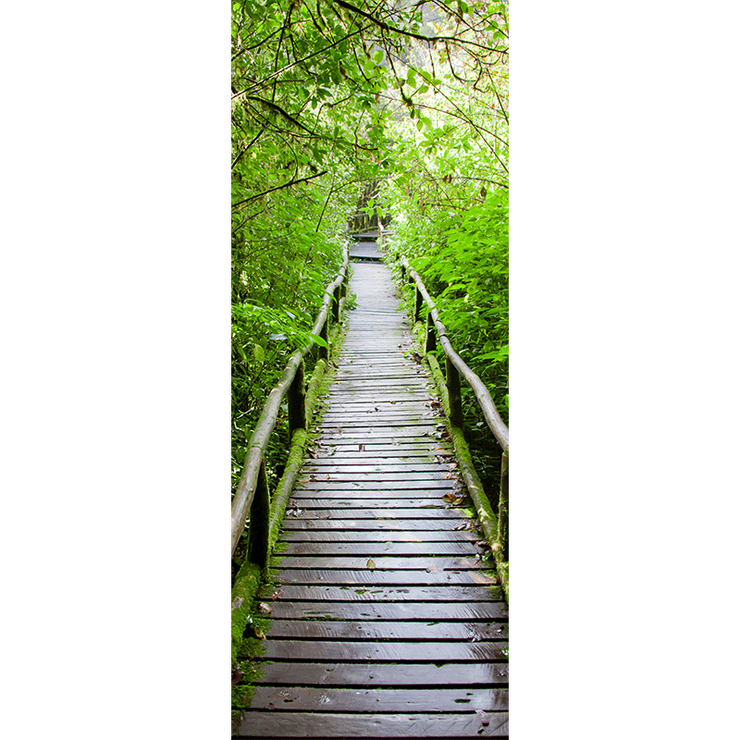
264,601 -> 509,621
290,490 -> 459,500
302,463 -> 451,473
294,480 -> 458,491
271,556 -> 492,570
279,529 -> 477,541
283,507 -> 467,519
280,518 -> 479,531
320,424 -> 438,442
310,451 -> 448,461
309,441 -> 450,451
318,418 -> 440,428
285,499 -> 468,510
280,541 -> 478,556
256,585 -> 503,602
251,661 -> 509,686
260,619 -> 507,641
260,640 -> 509,662
233,711 -> 509,737
297,471 -> 455,482
249,687 -> 508,712
268,569 -> 498,586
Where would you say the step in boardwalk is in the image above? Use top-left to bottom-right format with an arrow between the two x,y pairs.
233,258 -> 509,738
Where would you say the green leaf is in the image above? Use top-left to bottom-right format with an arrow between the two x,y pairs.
310,333 -> 328,349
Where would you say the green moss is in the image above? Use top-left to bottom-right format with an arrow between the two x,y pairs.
450,425 -> 499,543
495,560 -> 509,602
231,560 -> 262,662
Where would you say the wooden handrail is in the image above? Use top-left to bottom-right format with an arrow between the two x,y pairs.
231,246 -> 349,557
400,255 -> 509,453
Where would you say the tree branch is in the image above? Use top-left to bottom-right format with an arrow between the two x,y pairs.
331,0 -> 502,53
232,170 -> 329,210
241,95 -> 315,135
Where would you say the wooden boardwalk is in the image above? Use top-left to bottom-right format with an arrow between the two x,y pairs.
233,258 -> 509,738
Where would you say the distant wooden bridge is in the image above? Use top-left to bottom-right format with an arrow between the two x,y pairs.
232,234 -> 509,738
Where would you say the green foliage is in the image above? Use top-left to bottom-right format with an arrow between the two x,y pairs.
231,0 -> 509,492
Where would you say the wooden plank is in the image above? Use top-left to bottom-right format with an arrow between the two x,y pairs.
264,601 -> 509,621
302,463 -> 450,473
283,508 -> 467,520
294,480 -> 458,491
260,640 -> 509,662
323,395 -> 432,404
314,442 -> 452,453
280,542 -> 478,556
286,500 -> 468,510
290,490 -> 459,500
296,472 -> 454,482
251,661 -> 509,686
271,556 -> 491,570
310,450 -> 446,460
269,569 -> 498,586
317,429 -> 441,440
280,518 -> 479,531
303,450 -> 454,473
318,418 -> 439,428
279,530 -> 478,541
256,585 -> 502,602
249,687 -> 508,712
260,620 -> 507,641
233,711 -> 509,737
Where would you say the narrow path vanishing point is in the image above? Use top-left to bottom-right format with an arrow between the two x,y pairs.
233,254 -> 509,738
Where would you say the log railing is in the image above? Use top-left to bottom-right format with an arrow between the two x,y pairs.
380,225 -> 509,562
231,246 -> 350,561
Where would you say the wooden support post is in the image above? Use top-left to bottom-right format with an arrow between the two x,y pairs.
247,460 -> 270,568
332,284 -> 341,322
414,285 -> 423,323
288,358 -> 306,435
446,356 -> 464,428
497,450 -> 509,561
425,311 -> 436,353
319,317 -> 329,360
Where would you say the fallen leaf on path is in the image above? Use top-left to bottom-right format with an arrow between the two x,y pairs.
366,558 -> 376,570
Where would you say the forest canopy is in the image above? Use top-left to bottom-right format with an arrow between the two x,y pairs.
232,0 -> 508,491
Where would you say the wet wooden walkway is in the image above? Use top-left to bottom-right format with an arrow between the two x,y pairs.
233,255 -> 509,738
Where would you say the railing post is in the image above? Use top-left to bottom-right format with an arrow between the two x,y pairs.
332,284 -> 341,322
288,358 -> 306,435
319,317 -> 329,361
446,356 -> 464,427
247,460 -> 270,568
497,451 -> 509,560
414,285 -> 423,323
425,311 -> 436,353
